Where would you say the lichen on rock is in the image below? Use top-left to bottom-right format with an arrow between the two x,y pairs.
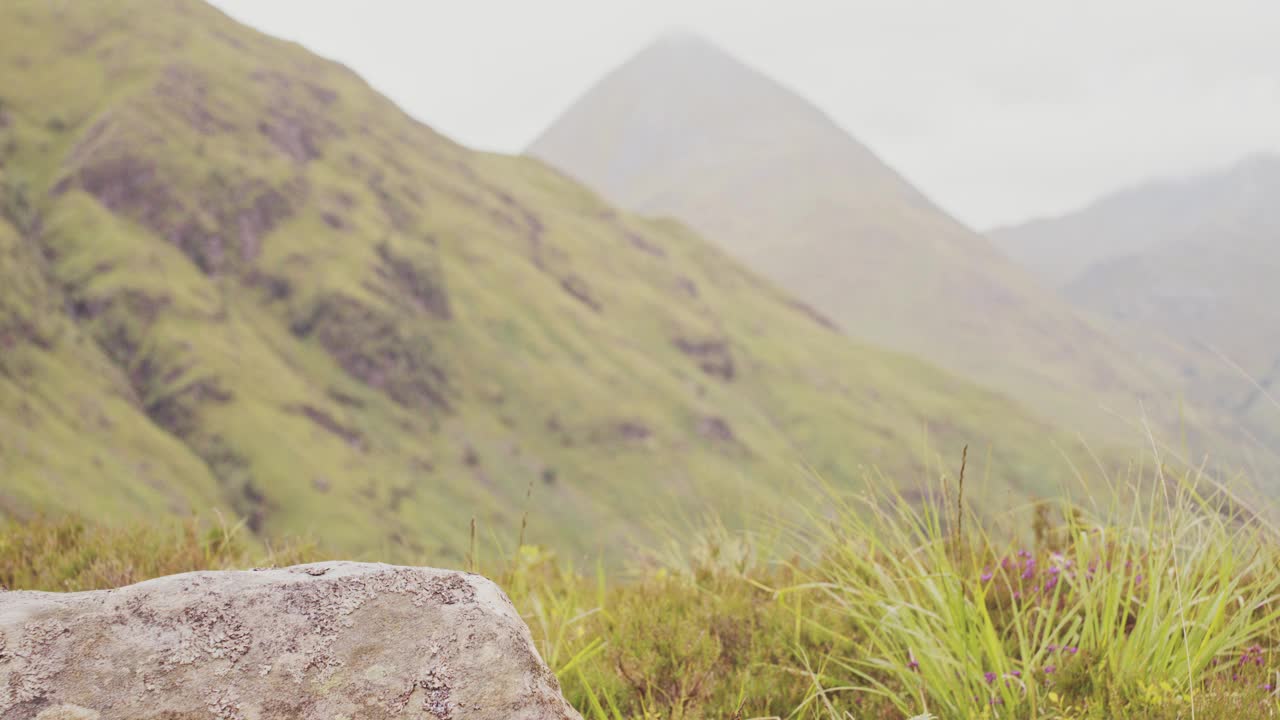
0,562 -> 581,720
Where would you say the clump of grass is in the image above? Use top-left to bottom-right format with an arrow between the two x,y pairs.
780,468 -> 1280,718
0,511 -> 318,592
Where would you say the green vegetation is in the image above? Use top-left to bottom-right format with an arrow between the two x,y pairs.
3,6 -> 1278,715
6,471 -> 1278,719
0,511 -> 315,592
0,0 -> 1147,562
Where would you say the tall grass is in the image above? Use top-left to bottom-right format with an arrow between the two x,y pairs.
776,468 -> 1280,718
2,467 -> 1278,719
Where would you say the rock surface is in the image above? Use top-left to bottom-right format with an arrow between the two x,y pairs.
0,562 -> 582,720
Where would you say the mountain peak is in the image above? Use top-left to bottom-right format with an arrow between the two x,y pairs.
603,28 -> 776,100
639,28 -> 745,65
528,30 -> 1219,456
529,27 -> 899,213
650,26 -> 715,48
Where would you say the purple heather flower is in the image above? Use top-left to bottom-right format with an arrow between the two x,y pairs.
984,672 -> 997,684
1010,670 -> 1022,678
1065,646 -> 1078,655
1047,645 -> 1059,652
1045,666 -> 1057,674
908,656 -> 920,672
1263,683 -> 1275,692
981,569 -> 993,582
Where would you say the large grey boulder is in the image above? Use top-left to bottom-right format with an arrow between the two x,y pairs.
0,561 -> 583,720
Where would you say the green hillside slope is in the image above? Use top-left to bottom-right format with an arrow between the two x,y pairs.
0,0 -> 1122,561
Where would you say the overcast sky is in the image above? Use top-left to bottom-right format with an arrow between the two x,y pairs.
210,0 -> 1280,230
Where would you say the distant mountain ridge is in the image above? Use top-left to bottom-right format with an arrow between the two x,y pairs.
529,32 -> 1269,475
991,153 -> 1280,288
994,153 -> 1280,445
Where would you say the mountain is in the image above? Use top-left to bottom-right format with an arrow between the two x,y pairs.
0,1 -> 1115,562
527,32 -> 1252,457
990,153 -> 1280,288
994,154 -> 1280,439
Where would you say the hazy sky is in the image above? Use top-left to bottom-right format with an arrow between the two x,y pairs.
210,0 -> 1280,229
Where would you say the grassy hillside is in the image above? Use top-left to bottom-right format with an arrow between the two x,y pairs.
0,0 -> 1126,562
528,33 -> 1270,477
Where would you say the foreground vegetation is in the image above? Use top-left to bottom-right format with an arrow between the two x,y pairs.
3,471 -> 1278,719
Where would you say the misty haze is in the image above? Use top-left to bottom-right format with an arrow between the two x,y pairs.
1,2 -> 1278,718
